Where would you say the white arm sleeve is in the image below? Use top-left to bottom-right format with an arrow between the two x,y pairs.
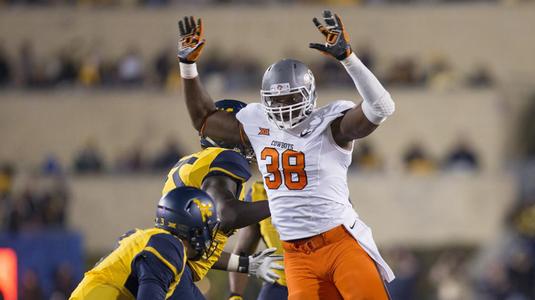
340,53 -> 395,124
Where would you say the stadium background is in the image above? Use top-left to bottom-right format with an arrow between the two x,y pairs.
1,1 -> 535,299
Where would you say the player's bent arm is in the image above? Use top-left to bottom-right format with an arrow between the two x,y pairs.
201,174 -> 241,232
134,251 -> 176,300
229,224 -> 261,298
332,53 -> 395,146
224,199 -> 270,230
308,10 -> 394,145
177,16 -> 245,144
183,77 -> 217,130
341,52 -> 395,125
202,176 -> 270,232
182,73 -> 246,146
331,105 -> 378,147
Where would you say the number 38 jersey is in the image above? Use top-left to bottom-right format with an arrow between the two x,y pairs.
237,100 -> 356,241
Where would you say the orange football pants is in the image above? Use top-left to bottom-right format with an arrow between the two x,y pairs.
282,225 -> 389,300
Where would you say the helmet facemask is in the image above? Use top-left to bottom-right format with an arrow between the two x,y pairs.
187,220 -> 220,261
261,86 -> 316,130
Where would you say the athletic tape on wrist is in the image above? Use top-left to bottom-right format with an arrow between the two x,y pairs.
228,254 -> 240,272
179,62 -> 198,79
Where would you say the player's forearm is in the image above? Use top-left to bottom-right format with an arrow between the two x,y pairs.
213,251 -> 250,273
213,251 -> 231,270
228,224 -> 259,297
221,200 -> 271,230
340,53 -> 395,124
233,224 -> 261,256
180,64 -> 217,131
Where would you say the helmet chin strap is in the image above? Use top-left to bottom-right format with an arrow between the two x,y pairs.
272,113 -> 305,130
203,136 -> 219,147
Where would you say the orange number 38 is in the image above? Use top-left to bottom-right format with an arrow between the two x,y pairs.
260,147 -> 308,190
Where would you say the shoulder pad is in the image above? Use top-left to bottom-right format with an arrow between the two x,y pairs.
208,149 -> 251,183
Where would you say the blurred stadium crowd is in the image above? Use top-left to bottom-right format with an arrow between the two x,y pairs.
0,40 -> 494,92
1,3 -> 535,300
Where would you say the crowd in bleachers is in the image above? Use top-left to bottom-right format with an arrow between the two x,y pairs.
0,40 -> 495,92
19,264 -> 77,300
351,138 -> 480,174
0,159 -> 79,300
383,195 -> 535,300
73,137 -> 186,174
0,135 -> 187,232
0,162 -> 68,233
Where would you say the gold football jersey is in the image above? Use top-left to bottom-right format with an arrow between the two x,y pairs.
162,147 -> 250,281
70,228 -> 186,300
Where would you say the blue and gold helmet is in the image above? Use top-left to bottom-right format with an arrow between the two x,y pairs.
155,186 -> 219,260
200,99 -> 255,162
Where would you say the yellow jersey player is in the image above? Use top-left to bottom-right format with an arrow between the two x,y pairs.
229,181 -> 288,300
162,99 -> 284,299
70,186 -> 219,300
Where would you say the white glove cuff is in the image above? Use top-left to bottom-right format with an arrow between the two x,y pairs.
179,62 -> 198,79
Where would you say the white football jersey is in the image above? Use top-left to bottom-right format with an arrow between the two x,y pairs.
237,100 -> 395,282
237,100 -> 356,240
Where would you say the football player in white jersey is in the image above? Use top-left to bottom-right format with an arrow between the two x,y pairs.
176,11 -> 395,299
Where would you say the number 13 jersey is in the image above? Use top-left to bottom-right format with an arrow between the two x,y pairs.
237,100 -> 356,241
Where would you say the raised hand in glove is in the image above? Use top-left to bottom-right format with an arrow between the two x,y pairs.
248,247 -> 284,284
309,10 -> 352,61
177,16 -> 205,64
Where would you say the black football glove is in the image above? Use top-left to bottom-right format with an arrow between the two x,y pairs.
309,10 -> 352,61
177,16 -> 205,64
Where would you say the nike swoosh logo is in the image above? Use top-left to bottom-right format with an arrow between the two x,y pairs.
349,219 -> 357,229
300,130 -> 312,137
